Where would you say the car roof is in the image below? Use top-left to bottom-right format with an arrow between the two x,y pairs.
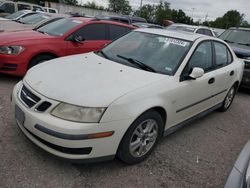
135,28 -> 214,41
229,27 -> 250,31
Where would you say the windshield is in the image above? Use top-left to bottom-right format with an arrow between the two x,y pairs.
219,29 -> 250,45
37,18 -> 82,36
101,31 -> 191,75
18,13 -> 50,25
5,11 -> 25,19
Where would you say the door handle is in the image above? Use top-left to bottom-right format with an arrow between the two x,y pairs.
230,71 -> 234,76
208,77 -> 215,84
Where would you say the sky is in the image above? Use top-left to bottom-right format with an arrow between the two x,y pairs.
79,0 -> 250,22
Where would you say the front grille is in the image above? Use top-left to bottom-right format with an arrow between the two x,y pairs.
36,101 -> 52,112
0,63 -> 18,71
20,85 -> 41,108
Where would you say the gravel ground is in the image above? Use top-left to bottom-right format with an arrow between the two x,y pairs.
0,74 -> 249,188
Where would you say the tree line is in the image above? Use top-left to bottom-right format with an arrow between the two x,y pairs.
22,0 -> 250,29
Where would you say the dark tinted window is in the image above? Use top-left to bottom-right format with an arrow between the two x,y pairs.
33,6 -> 43,11
204,29 -> 213,36
75,24 -> 106,40
18,4 -> 31,11
49,9 -> 56,13
214,42 -> 232,67
108,24 -> 130,40
196,29 -> 204,35
1,3 -> 14,13
186,41 -> 213,72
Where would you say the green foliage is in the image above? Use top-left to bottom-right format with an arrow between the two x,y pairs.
154,1 -> 171,24
203,10 -> 248,29
171,9 -> 193,24
134,1 -> 193,25
108,0 -> 132,15
134,4 -> 156,23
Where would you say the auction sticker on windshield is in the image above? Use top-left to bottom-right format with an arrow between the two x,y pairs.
169,38 -> 188,47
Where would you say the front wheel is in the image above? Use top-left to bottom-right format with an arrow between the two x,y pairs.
117,110 -> 164,164
28,54 -> 55,70
219,85 -> 236,112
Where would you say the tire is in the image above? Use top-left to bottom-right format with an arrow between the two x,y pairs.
219,85 -> 237,112
28,54 -> 55,70
117,110 -> 164,164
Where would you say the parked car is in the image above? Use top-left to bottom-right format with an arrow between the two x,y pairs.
213,28 -> 225,37
0,10 -> 37,21
43,7 -> 58,14
166,24 -> 216,37
0,0 -> 44,17
224,140 -> 250,188
132,22 -> 164,29
0,12 -> 69,32
219,27 -> 250,89
95,15 -> 147,25
0,17 -> 135,76
12,29 -> 244,164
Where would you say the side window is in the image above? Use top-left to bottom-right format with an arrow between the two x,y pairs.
204,29 -> 213,36
33,6 -> 43,11
214,42 -> 232,67
18,4 -> 31,11
2,3 -> 15,13
74,24 -> 106,40
108,24 -> 131,40
185,41 -> 213,73
49,9 -> 56,13
196,29 -> 204,35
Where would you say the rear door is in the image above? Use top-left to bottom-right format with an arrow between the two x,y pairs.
65,23 -> 110,55
212,41 -> 236,101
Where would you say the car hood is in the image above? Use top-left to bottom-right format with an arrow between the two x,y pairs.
0,17 -> 8,21
24,53 -> 166,107
229,43 -> 250,58
0,30 -> 54,45
0,20 -> 33,32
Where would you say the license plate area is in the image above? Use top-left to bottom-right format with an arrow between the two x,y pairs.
15,105 -> 25,126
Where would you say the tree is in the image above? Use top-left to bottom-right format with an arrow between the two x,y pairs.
64,0 -> 78,6
134,4 -> 156,23
171,9 -> 193,24
209,10 -> 245,29
154,1 -> 171,24
108,0 -> 132,15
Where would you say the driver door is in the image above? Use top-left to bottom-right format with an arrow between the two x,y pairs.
65,23 -> 110,56
171,41 -> 219,126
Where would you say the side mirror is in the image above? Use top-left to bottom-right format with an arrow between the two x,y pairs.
73,35 -> 84,43
189,67 -> 204,79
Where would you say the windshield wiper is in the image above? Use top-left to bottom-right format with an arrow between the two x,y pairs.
96,50 -> 110,59
224,39 -> 234,43
117,54 -> 156,73
237,42 -> 250,46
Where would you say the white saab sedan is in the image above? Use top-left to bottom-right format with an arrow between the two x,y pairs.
12,29 -> 244,164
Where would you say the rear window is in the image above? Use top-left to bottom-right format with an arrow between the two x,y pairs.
19,13 -> 50,24
17,4 -> 31,11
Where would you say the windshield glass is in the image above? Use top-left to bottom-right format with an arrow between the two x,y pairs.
219,29 -> 250,45
101,31 -> 191,75
37,18 -> 82,36
5,11 -> 24,19
18,13 -> 50,25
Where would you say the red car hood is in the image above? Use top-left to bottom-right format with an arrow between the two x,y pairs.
0,30 -> 55,45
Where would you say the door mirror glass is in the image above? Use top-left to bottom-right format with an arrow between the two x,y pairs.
73,35 -> 84,43
189,67 -> 204,79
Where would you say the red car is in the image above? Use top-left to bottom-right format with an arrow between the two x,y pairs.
0,17 -> 135,76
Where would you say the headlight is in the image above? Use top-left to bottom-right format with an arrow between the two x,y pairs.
0,46 -> 25,55
51,103 -> 106,123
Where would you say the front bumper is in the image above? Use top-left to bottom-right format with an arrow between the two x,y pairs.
12,82 -> 133,161
0,53 -> 27,76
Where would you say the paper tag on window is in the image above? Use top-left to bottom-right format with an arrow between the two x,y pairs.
169,38 -> 187,47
